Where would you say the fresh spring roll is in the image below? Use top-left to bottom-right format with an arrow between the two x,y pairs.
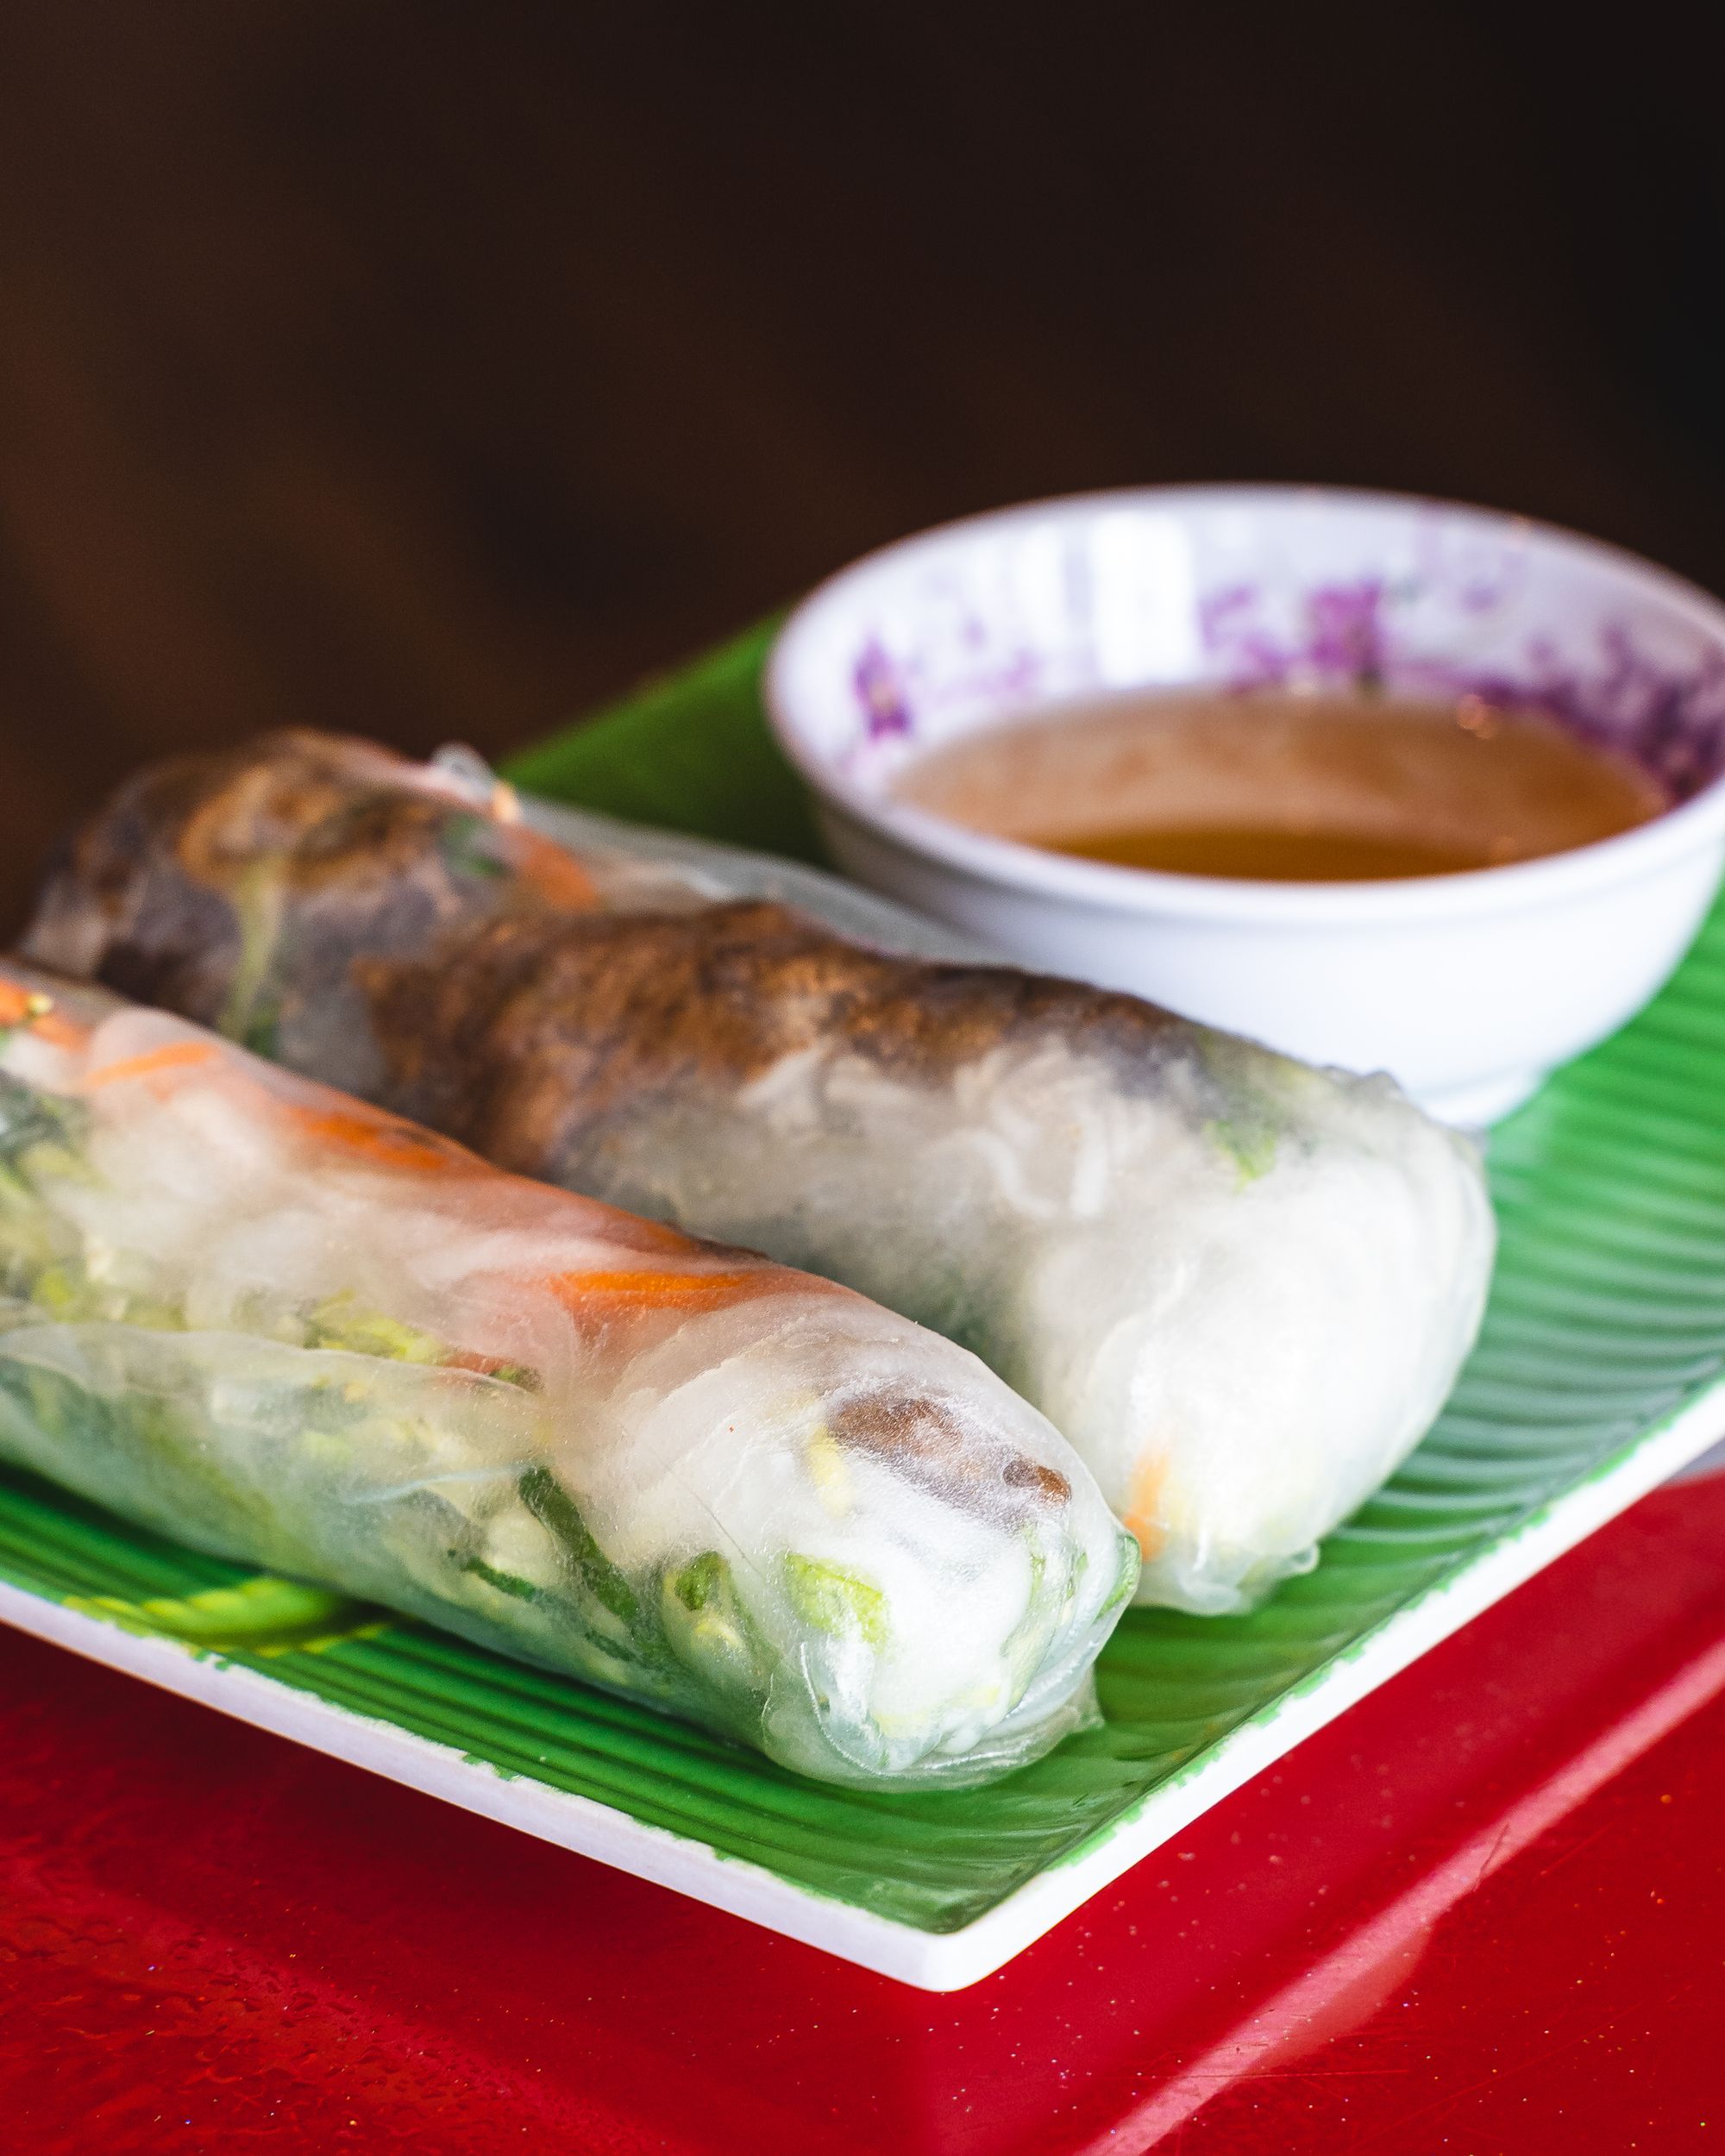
26,731 -> 1497,1614
0,962 -> 1135,1786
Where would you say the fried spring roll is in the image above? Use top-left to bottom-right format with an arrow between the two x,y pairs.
0,961 -> 1133,1785
27,731 -> 1496,1614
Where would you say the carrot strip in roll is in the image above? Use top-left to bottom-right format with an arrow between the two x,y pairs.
27,730 -> 1494,1614
0,959 -> 1133,1786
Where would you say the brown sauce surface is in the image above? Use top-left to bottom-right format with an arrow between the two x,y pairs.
893,689 -> 1668,882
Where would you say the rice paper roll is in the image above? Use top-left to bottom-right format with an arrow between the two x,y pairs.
27,731 -> 1496,1614
0,962 -> 1133,1786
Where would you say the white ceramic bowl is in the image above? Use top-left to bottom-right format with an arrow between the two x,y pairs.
766,486 -> 1725,1124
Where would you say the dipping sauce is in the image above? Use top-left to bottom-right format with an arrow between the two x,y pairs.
892,689 -> 1668,882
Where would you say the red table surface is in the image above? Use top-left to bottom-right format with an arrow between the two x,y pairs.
3,1471 -> 1725,2155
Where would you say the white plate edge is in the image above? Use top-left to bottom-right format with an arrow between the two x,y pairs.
0,1576 -> 951,1984
926,1375 -> 1725,1984
3,1378 -> 1721,1993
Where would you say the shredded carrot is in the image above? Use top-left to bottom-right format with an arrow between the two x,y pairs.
32,1010 -> 91,1050
84,1041 -> 221,1090
605,1213 -> 707,1257
74,1019 -> 489,1181
289,1102 -> 480,1177
1123,1453 -> 1170,1561
444,1347 -> 521,1379
0,981 -> 91,1051
509,829 -> 598,910
545,1266 -> 764,1315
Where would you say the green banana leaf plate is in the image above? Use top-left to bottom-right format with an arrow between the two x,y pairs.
4,619 -> 1725,1990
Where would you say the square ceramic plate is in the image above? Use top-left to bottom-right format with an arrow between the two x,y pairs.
5,621 -> 1725,1991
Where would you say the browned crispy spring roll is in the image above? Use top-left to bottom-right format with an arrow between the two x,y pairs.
26,730 -> 1495,1614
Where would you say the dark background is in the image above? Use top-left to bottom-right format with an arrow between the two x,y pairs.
1,2 -> 1718,932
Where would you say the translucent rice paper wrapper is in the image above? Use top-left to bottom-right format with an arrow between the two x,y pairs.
507,779 -> 1497,1611
0,962 -> 1136,1787
25,732 -> 1496,1615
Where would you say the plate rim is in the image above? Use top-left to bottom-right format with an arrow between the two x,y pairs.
6,1373 -> 1722,1991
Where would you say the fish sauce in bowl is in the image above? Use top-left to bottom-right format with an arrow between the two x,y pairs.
892,690 -> 1667,884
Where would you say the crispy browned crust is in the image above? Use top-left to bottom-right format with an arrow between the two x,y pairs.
358,898 -> 1189,1169
28,729 -> 1185,1109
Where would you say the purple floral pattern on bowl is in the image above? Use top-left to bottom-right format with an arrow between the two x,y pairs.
1196,578 -> 1725,805
821,495 -> 1725,805
851,639 -> 914,745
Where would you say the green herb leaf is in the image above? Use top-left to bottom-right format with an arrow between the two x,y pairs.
518,1465 -> 642,1628
0,1071 -> 89,1170
781,1553 -> 888,1649
439,812 -> 509,881
1205,1115 -> 1279,1188
457,1553 -> 543,1603
663,1549 -> 771,1689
